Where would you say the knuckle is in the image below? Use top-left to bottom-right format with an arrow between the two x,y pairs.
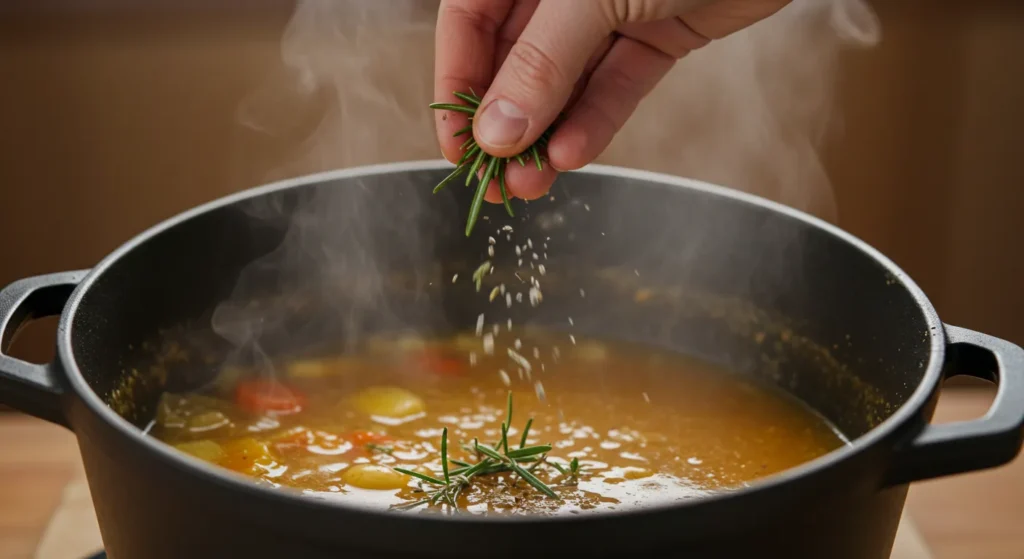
602,0 -> 664,23
504,40 -> 569,99
441,3 -> 501,35
597,66 -> 646,108
577,96 -> 625,138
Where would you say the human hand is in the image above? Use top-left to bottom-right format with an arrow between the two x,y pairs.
433,0 -> 791,202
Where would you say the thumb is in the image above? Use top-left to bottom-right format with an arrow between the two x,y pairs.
473,2 -> 616,158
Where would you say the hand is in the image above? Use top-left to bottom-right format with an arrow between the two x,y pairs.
434,0 -> 791,202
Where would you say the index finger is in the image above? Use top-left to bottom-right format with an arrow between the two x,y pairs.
434,0 -> 515,163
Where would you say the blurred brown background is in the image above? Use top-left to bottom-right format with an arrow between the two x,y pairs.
0,0 -> 1021,367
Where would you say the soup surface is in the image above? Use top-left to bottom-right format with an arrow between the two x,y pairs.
150,330 -> 845,515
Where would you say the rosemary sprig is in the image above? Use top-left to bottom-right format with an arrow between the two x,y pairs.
391,391 -> 573,511
430,91 -> 560,236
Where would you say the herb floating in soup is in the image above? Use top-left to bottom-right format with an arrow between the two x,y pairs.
151,330 -> 847,515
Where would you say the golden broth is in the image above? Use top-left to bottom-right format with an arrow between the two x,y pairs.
150,330 -> 845,515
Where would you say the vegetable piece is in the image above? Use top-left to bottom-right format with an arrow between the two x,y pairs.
186,410 -> 231,434
287,356 -> 363,379
349,430 -> 393,446
416,348 -> 465,377
286,359 -> 334,379
156,393 -> 232,429
351,386 -> 425,419
219,438 -> 277,476
235,379 -> 305,415
155,399 -> 185,429
174,440 -> 225,463
341,464 -> 410,490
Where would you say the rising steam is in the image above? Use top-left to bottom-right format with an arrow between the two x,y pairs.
609,0 -> 880,220
211,0 -> 880,373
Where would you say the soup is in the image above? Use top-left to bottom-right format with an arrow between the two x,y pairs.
150,329 -> 845,515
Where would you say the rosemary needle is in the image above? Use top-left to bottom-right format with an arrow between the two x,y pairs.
474,442 -> 505,462
433,165 -> 466,194
441,427 -> 450,484
511,462 -> 559,499
467,156 -> 499,236
394,467 -> 445,486
507,445 -> 552,459
519,417 -> 533,448
453,91 -> 481,106
498,159 -> 514,218
466,150 -> 487,187
459,144 -> 481,166
505,390 -> 514,429
428,102 -> 476,114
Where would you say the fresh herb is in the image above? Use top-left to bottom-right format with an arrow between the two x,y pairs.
550,456 -> 583,485
366,443 -> 394,455
471,261 -> 491,292
430,90 -> 560,236
391,391 -> 574,511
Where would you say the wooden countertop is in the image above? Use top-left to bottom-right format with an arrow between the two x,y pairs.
0,388 -> 1020,559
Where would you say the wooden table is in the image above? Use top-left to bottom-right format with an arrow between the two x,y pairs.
0,388 -> 1020,559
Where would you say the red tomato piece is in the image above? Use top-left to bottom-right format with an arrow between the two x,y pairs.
417,349 -> 466,377
235,379 -> 305,415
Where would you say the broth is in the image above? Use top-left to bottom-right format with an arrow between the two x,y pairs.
150,330 -> 845,515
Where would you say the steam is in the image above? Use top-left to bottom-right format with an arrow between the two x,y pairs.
608,0 -> 880,220
235,0 -> 437,181
211,0 -> 441,377
210,0 -> 879,377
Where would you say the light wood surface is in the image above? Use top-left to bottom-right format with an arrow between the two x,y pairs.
0,388 -> 1019,559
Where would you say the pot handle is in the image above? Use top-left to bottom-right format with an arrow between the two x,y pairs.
885,325 -> 1024,486
0,270 -> 88,428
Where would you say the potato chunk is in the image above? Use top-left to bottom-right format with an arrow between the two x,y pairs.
351,387 -> 425,419
174,440 -> 225,463
341,464 -> 410,490
219,438 -> 277,476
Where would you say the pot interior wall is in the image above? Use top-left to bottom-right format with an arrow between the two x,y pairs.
70,168 -> 933,440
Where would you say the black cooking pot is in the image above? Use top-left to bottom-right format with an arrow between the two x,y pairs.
1,162 -> 1021,559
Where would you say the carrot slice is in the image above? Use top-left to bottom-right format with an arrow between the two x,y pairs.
349,430 -> 393,446
235,379 -> 305,415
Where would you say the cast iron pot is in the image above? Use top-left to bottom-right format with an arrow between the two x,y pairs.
1,161 -> 1022,559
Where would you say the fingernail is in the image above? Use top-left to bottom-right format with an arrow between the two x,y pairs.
476,99 -> 528,148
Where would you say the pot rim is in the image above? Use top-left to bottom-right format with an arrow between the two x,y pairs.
56,160 -> 945,524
